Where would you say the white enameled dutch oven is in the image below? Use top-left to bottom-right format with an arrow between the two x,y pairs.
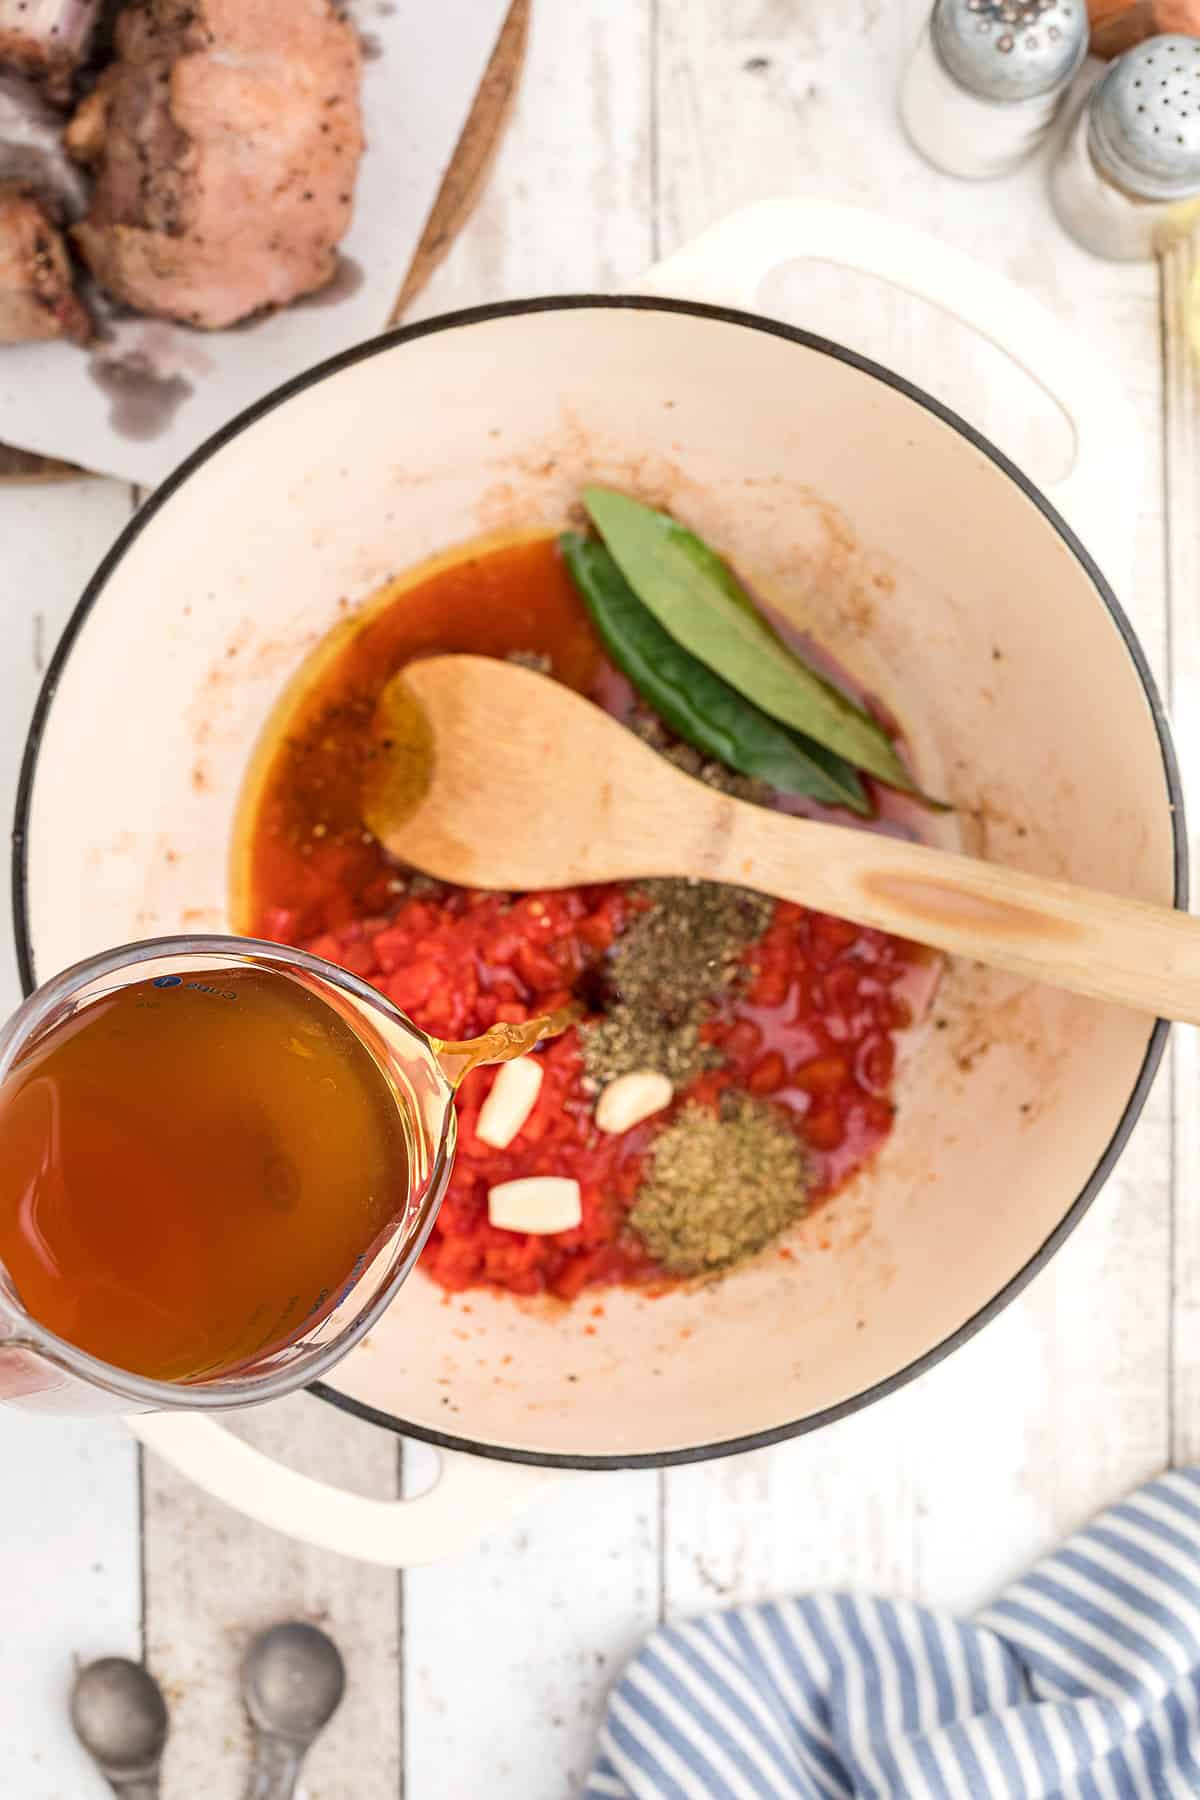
12,200 -> 1184,1565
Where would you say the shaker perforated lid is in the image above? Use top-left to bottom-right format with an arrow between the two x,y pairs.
931,0 -> 1088,102
1088,35 -> 1200,201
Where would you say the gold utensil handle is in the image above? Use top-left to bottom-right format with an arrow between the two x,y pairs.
432,1001 -> 582,1087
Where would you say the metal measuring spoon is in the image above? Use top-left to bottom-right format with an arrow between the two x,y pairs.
70,1658 -> 168,1798
241,1622 -> 346,1800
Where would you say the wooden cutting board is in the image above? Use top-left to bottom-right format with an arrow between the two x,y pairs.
0,0 -> 529,483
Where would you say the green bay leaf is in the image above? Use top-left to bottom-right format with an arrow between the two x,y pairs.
582,486 -> 923,796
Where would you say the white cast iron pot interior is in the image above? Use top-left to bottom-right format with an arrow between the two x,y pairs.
16,291 -> 1178,1469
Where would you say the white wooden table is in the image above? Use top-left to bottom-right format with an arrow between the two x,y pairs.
1,4 -> 1196,1795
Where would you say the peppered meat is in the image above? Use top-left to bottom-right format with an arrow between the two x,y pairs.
0,183 -> 90,340
66,0 -> 364,329
0,74 -> 89,216
0,1 -> 103,104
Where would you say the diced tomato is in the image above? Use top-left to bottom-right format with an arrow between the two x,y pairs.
811,915 -> 859,961
514,943 -> 565,993
748,1051 -> 787,1095
749,965 -> 790,1007
723,1019 -> 762,1062
855,1033 -> 895,1096
336,940 -> 377,978
384,958 -> 441,1014
578,914 -> 616,953
794,1057 -> 850,1097
823,961 -> 862,1014
709,905 -> 919,1201
805,1106 -> 845,1151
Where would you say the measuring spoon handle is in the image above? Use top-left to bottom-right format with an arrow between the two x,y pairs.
244,1732 -> 305,1800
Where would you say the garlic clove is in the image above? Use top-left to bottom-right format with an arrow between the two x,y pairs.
488,1176 -> 582,1235
595,1070 -> 674,1135
475,1055 -> 543,1149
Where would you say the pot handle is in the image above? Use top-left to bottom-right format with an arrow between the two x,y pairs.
130,1411 -> 566,1567
634,196 -> 1136,594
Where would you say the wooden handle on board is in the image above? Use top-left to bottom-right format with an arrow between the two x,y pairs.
711,801 -> 1191,1022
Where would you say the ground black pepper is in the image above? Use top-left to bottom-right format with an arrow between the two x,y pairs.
579,707 -> 777,1086
506,649 -> 554,675
628,707 -> 773,805
581,878 -> 773,1086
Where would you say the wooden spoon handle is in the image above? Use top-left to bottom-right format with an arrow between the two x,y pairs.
717,802 -> 1192,1021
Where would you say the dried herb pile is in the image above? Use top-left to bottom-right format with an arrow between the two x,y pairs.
630,1093 -> 810,1275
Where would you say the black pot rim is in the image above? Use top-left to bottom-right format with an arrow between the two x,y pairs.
11,292 -> 1187,1471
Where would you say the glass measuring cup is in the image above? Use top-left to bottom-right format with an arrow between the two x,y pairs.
0,935 -> 574,1416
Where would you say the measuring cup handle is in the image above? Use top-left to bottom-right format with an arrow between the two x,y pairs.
131,1412 -> 567,1566
631,195 -> 1139,596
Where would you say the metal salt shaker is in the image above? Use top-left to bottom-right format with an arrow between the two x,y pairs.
1051,34 -> 1200,258
900,0 -> 1089,180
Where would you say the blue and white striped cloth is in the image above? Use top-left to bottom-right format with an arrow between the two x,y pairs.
585,1468 -> 1200,1799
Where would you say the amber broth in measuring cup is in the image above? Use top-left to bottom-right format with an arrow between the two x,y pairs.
0,966 -> 409,1382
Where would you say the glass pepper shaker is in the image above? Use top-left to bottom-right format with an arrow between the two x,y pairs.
1051,34 -> 1200,259
900,0 -> 1089,180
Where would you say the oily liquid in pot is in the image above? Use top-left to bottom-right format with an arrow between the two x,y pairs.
0,969 -> 409,1383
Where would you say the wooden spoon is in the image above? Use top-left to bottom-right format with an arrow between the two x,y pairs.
368,654 -> 1196,1022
